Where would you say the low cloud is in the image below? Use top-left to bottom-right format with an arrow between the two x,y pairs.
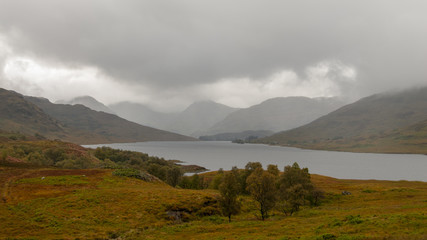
197,60 -> 357,108
0,47 -> 357,112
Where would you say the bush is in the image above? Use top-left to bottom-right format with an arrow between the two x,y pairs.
112,168 -> 157,182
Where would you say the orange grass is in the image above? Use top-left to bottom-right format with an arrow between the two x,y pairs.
0,167 -> 426,239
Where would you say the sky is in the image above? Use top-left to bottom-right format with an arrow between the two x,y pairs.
0,0 -> 426,112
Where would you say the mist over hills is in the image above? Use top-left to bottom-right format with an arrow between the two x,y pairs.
261,87 -> 427,152
110,101 -> 239,137
201,97 -> 346,136
168,101 -> 239,136
110,97 -> 345,138
56,96 -> 115,114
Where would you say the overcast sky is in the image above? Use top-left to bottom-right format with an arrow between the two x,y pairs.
0,0 -> 426,111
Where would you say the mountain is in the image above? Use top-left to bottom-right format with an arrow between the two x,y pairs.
168,101 -> 239,136
0,88 -> 67,139
110,101 -> 239,137
109,102 -> 175,129
25,96 -> 195,144
202,97 -> 345,136
261,87 -> 427,152
56,96 -> 115,114
199,130 -> 274,141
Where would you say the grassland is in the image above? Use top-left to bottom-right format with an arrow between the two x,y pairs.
1,166 -> 426,239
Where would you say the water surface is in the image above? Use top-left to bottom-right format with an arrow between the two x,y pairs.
84,141 -> 427,181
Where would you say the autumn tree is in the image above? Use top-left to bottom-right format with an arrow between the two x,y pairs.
239,162 -> 262,194
218,172 -> 241,222
267,164 -> 280,177
246,167 -> 278,220
278,162 -> 314,215
166,167 -> 182,187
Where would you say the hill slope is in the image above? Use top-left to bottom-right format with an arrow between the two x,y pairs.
0,88 -> 67,139
203,97 -> 345,135
261,87 -> 427,152
25,96 -> 195,144
1,166 -> 425,239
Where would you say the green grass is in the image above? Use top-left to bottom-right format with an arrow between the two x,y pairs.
16,175 -> 89,186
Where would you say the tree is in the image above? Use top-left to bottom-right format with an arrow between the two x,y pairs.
267,164 -> 280,176
239,162 -> 263,194
246,168 -> 278,220
307,188 -> 325,206
218,172 -> 241,222
278,162 -> 314,215
209,169 -> 225,189
166,167 -> 182,187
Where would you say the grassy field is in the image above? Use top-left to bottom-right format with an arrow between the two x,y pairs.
1,166 -> 426,239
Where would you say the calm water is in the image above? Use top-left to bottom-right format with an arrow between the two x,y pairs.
84,141 -> 427,181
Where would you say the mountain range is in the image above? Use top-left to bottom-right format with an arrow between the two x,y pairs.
110,101 -> 238,137
201,97 -> 345,136
108,97 -> 345,138
6,84 -> 427,153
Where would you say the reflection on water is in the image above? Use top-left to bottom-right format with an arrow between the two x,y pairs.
84,141 -> 427,181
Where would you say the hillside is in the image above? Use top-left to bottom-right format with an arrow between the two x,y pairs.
261,87 -> 427,153
0,88 -> 67,139
203,97 -> 345,135
25,96 -> 195,144
56,96 -> 115,114
1,166 -> 425,239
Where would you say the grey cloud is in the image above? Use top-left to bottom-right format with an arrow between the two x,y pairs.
0,0 -> 426,96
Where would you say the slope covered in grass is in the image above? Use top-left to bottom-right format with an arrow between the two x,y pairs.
1,166 -> 426,239
261,87 -> 427,153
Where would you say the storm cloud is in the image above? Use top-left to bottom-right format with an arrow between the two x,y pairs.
0,0 -> 426,110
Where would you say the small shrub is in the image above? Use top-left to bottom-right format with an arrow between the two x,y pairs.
362,189 -> 377,193
345,215 -> 363,225
320,233 -> 337,240
112,168 -> 156,182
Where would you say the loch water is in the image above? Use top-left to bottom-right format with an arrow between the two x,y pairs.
84,141 -> 427,181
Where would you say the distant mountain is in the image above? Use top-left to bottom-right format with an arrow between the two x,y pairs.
56,96 -> 115,114
109,102 -> 174,129
202,97 -> 345,136
199,130 -> 274,141
0,88 -> 67,139
169,101 -> 239,136
110,101 -> 239,137
261,87 -> 427,153
25,96 -> 195,144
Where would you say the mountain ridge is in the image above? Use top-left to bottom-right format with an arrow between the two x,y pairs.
56,96 -> 115,114
201,96 -> 345,136
260,86 -> 427,153
0,88 -> 195,144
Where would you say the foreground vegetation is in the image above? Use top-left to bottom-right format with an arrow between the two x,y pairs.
1,162 -> 426,239
1,133 -> 426,239
0,133 -> 206,187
